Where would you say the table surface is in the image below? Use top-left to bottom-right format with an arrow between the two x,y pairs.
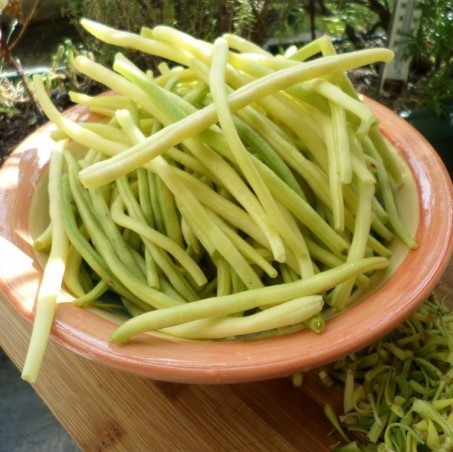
1,259 -> 452,451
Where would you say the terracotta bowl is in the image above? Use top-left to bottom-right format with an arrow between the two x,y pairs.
1,97 -> 452,384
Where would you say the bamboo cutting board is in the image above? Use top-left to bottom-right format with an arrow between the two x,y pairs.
1,259 -> 452,451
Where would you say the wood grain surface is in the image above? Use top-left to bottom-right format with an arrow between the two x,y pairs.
1,258 -> 452,450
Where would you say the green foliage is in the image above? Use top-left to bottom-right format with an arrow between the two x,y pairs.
233,0 -> 256,37
0,77 -> 23,116
401,0 -> 453,69
398,0 -> 453,116
260,3 -> 307,50
314,0 -> 394,49
44,39 -> 96,93
417,67 -> 453,117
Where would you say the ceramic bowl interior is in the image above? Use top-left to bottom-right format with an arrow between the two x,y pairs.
1,97 -> 452,383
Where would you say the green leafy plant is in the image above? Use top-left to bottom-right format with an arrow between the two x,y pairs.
398,0 -> 453,116
0,0 -> 45,119
312,0 -> 394,49
43,38 -> 97,94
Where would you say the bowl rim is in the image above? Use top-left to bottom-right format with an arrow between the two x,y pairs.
1,96 -> 452,384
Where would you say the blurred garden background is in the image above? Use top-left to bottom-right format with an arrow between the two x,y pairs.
1,0 -> 452,164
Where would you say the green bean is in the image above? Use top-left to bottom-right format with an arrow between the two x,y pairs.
218,51 -> 364,203
82,122 -> 131,144
137,168 -> 153,225
211,38 -> 316,267
114,54 -> 287,261
181,81 -> 209,106
146,171 -> 166,236
88,185 -> 146,278
172,168 -> 269,248
238,106 -> 331,206
62,244 -> 87,297
323,113 -> 345,231
75,45 -> 394,186
252,157 -> 349,255
114,177 -> 200,301
330,181 -> 375,310
33,222 -> 52,250
82,54 -> 285,261
304,79 -> 377,135
213,62 -> 331,173
279,263 -> 298,284
73,280 -> 109,307
116,106 -> 265,289
165,147 -> 217,181
330,100 -> 352,184
213,257 -> 229,297
228,51 -> 324,105
60,177 -> 145,307
287,35 -> 331,62
180,215 -> 201,258
282,214 -> 315,277
149,25 -> 212,61
69,91 -> 129,111
223,32 -> 272,57
111,257 -> 388,343
81,18 -> 191,67
233,115 -> 305,198
65,151 -> 184,309
135,168 -> 160,288
231,50 -> 373,141
161,295 -> 323,339
22,142 -> 69,383
304,313 -> 325,333
368,126 -> 402,186
362,135 -> 417,249
121,296 -> 146,318
33,74 -> 126,156
164,159 -> 265,288
317,36 -> 358,98
110,193 -> 207,286
210,38 -> 289,258
206,209 -> 277,279
155,175 -> 184,248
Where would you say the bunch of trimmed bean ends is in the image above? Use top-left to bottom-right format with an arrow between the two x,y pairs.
321,296 -> 453,451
